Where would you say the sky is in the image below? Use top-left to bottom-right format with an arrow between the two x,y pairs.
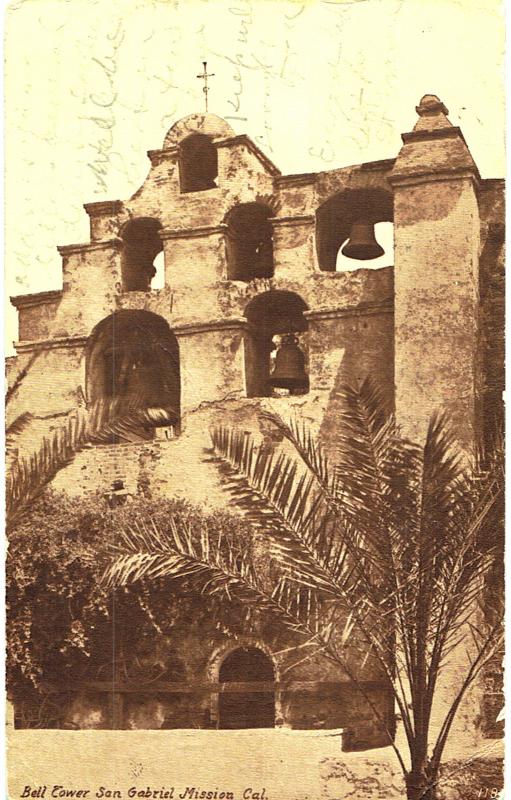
4,0 -> 506,349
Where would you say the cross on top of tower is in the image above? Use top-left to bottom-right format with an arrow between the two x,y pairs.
196,61 -> 215,113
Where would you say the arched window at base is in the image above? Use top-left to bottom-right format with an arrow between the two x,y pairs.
244,291 -> 309,398
218,647 -> 275,729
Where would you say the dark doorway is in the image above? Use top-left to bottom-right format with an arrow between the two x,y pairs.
218,647 -> 275,729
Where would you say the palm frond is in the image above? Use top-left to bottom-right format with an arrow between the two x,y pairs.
6,396 -> 175,529
100,378 -> 503,786
6,411 -> 34,470
6,411 -> 34,438
210,426 -> 359,596
258,411 -> 333,494
104,514 -> 335,642
5,351 -> 40,406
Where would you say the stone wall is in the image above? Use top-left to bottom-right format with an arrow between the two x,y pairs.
7,102 -> 505,755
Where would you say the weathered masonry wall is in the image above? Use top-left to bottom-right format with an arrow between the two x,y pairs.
392,97 -> 482,452
7,99 -> 504,749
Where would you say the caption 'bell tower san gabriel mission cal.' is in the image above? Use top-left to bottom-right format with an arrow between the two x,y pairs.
6,93 -> 504,747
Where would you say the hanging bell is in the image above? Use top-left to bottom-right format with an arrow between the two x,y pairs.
268,333 -> 309,393
341,220 -> 384,261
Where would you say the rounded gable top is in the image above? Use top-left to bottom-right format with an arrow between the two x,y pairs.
163,113 -> 235,149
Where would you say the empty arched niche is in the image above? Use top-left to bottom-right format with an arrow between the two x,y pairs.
225,203 -> 274,281
218,647 -> 275,729
244,290 -> 309,398
121,218 -> 163,292
86,310 -> 180,442
179,133 -> 218,193
316,188 -> 393,272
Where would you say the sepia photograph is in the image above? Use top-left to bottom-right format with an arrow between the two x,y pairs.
4,1 -> 505,798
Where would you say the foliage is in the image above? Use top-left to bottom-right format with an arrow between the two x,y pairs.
6,489 -> 256,721
105,380 -> 504,800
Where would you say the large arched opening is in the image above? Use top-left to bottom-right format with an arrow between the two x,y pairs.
218,647 -> 276,729
86,310 -> 180,441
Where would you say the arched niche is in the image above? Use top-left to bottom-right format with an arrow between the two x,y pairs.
316,188 -> 393,272
225,203 -> 274,281
121,218 -> 163,292
244,290 -> 309,398
86,310 -> 180,442
218,647 -> 276,729
179,133 -> 218,194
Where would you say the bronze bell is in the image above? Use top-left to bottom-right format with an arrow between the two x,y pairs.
341,220 -> 384,260
268,333 -> 309,393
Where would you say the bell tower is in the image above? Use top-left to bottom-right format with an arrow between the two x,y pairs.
390,95 -> 481,454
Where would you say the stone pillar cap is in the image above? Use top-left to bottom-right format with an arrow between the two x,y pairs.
390,93 -> 479,184
413,94 -> 453,133
415,94 -> 449,117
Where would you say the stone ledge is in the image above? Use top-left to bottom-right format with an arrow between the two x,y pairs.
216,133 -> 281,176
480,178 -> 505,189
275,172 -> 317,188
360,157 -> 397,172
305,299 -> 394,322
270,214 -> 315,227
160,224 -> 227,240
57,238 -> 123,256
10,289 -> 62,309
83,200 -> 123,217
147,146 -> 179,166
389,168 -> 480,189
14,334 -> 88,353
173,317 -> 247,336
401,125 -> 466,145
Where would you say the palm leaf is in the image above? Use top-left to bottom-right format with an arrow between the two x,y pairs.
210,426 -> 359,596
6,396 -> 176,529
6,411 -> 34,470
104,514 -> 335,641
